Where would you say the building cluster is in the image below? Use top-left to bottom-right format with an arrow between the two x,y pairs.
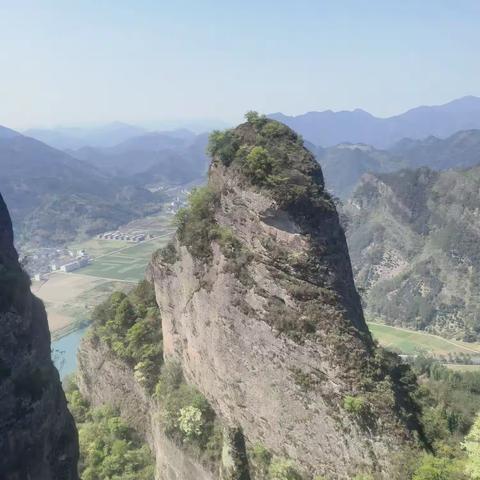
96,230 -> 148,242
50,254 -> 90,273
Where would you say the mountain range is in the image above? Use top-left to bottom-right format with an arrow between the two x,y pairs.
69,130 -> 209,184
0,123 -> 212,246
0,130 -> 165,246
270,95 -> 480,148
344,165 -> 480,341
316,129 -> 480,198
24,122 -> 147,150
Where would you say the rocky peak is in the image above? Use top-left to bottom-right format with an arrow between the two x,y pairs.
0,193 -> 78,479
149,116 -> 422,478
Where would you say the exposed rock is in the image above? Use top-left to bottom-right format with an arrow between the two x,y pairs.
76,118 -> 422,479
77,335 -> 215,480
148,119 -> 422,479
0,193 -> 78,479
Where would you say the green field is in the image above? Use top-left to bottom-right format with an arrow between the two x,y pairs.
70,238 -> 131,257
445,364 -> 480,372
76,235 -> 172,282
368,322 -> 480,356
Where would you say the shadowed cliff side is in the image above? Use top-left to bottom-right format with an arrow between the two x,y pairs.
0,193 -> 79,479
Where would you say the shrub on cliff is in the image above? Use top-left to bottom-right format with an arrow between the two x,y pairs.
65,379 -> 155,480
268,458 -> 303,480
207,129 -> 239,166
343,395 -> 367,415
175,186 -> 219,258
245,110 -> 268,128
243,146 -> 274,184
155,362 -> 222,461
175,188 -> 253,279
92,280 -> 163,393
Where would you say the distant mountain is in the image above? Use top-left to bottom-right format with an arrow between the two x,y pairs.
391,129 -> 480,170
0,125 -> 21,139
270,96 -> 480,147
315,143 -> 405,198
315,129 -> 480,198
0,133 -> 163,246
24,122 -> 147,150
70,131 -> 209,183
343,166 -> 480,341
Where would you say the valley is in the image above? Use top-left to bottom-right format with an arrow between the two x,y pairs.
33,211 -> 175,338
3,3 -> 480,478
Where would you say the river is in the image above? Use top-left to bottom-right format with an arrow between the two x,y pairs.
51,327 -> 88,379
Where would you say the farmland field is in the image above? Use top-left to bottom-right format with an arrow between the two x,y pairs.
445,364 -> 480,372
368,322 -> 480,356
32,273 -> 132,338
75,234 -> 172,282
70,238 -> 131,257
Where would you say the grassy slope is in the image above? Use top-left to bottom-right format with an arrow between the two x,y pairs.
368,322 -> 480,355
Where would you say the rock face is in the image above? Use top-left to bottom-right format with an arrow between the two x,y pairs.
0,193 -> 78,479
77,335 -> 214,480
148,119 -> 421,479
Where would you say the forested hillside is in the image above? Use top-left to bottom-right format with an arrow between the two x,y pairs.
344,166 -> 480,340
0,129 -> 165,246
315,129 -> 480,199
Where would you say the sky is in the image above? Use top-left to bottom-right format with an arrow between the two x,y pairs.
1,0 -> 479,130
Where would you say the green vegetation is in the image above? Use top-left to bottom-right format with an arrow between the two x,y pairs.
268,458 -> 303,480
155,241 -> 178,265
175,186 -> 220,258
207,129 -> 239,166
400,355 -> 480,479
65,377 -> 155,480
412,455 -> 464,480
346,165 -> 480,341
248,445 -> 303,480
78,236 -> 171,282
463,413 -> 480,478
243,146 -> 274,185
343,395 -> 367,415
245,111 -> 268,128
174,187 -> 253,281
206,112 -> 335,231
92,280 -> 163,393
368,322 -> 480,357
86,279 -> 223,469
154,361 -> 222,464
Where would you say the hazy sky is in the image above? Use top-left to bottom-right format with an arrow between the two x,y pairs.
1,0 -> 479,129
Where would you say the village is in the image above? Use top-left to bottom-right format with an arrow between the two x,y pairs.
26,228 -> 153,281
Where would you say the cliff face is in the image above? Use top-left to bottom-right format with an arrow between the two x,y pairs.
77,335 -> 214,480
148,119 -> 421,479
0,193 -> 78,479
77,118 -> 421,480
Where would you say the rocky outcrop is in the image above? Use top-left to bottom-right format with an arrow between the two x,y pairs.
77,118 -> 422,480
148,119 -> 421,479
0,193 -> 78,479
77,335 -> 215,480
